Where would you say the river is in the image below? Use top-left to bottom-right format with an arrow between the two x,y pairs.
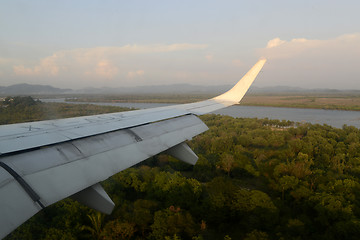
43,99 -> 360,129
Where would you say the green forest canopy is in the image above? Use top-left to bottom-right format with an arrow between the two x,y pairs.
2,97 -> 360,240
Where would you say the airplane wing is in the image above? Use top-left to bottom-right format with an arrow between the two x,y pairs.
0,59 -> 266,239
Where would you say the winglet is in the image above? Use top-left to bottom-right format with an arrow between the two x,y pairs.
177,58 -> 267,115
213,58 -> 266,103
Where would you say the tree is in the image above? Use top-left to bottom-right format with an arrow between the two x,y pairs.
217,153 -> 235,176
243,230 -> 269,240
132,199 -> 158,236
231,189 -> 276,213
277,176 -> 299,200
101,220 -> 136,240
150,209 -> 196,240
81,212 -> 104,240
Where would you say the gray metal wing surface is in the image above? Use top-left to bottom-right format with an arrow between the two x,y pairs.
0,59 -> 266,239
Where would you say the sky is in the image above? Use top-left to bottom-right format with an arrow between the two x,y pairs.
1,0 -> 360,90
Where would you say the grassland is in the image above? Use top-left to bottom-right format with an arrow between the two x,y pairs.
64,93 -> 360,111
65,93 -> 215,104
0,97 -> 130,125
241,94 -> 360,111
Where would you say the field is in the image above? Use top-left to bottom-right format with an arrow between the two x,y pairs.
241,94 -> 360,111
64,93 -> 360,111
65,93 -> 214,104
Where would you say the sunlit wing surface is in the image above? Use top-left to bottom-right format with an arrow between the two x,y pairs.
0,59 -> 266,239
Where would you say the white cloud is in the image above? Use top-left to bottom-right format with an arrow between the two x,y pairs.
232,59 -> 244,67
11,43 -> 207,81
13,65 -> 33,76
0,58 -> 13,65
257,33 -> 360,89
94,60 -> 118,79
127,70 -> 144,79
205,54 -> 213,61
13,53 -> 60,76
266,38 -> 286,48
260,34 -> 360,59
68,43 -> 208,60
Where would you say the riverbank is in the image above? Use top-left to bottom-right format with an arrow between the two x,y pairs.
63,93 -> 360,111
42,98 -> 360,129
241,94 -> 360,111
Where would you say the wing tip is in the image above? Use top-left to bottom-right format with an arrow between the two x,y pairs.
213,58 -> 267,103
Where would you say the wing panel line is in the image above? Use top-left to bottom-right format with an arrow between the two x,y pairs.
0,162 -> 45,209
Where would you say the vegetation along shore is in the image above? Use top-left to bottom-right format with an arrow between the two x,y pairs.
2,97 -> 360,239
61,93 -> 360,111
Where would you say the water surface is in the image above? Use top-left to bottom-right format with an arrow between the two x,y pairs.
43,99 -> 360,129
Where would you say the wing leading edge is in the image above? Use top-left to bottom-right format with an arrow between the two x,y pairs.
0,59 -> 266,239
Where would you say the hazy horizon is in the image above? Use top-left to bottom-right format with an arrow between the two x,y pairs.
3,82 -> 360,93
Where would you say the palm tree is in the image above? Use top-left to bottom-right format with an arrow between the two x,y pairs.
81,212 -> 104,240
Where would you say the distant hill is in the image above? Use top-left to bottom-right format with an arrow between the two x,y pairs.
1,83 -> 359,96
248,85 -> 360,94
73,84 -> 232,94
0,83 -> 232,96
0,84 -> 71,96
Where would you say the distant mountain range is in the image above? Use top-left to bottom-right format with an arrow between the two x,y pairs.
247,86 -> 349,94
0,84 -> 72,95
0,83 -> 358,96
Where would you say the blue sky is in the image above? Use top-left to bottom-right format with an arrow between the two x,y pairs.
1,0 -> 360,89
